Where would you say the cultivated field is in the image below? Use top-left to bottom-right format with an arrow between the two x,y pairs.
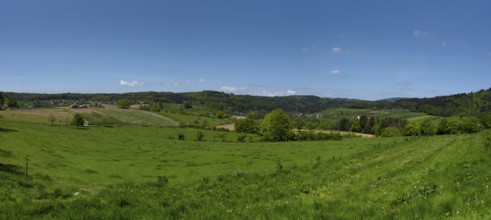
1,110 -> 491,219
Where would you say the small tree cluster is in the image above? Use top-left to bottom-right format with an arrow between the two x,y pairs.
235,113 -> 259,134
403,116 -> 485,136
117,99 -> 130,109
337,116 -> 407,136
260,109 -> 294,142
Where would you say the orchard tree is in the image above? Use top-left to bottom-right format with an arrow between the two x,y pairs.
72,113 -> 84,128
117,99 -> 130,109
260,109 -> 293,141
48,114 -> 56,126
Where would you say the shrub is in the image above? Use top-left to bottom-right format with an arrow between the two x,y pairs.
196,131 -> 204,141
380,127 -> 400,137
177,133 -> 185,140
236,134 -> 246,142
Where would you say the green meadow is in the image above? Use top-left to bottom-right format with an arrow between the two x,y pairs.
1,110 -> 491,219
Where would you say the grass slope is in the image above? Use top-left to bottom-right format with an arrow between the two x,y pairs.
1,120 -> 491,219
96,108 -> 178,127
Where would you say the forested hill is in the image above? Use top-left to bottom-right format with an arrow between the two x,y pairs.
345,88 -> 491,116
0,91 -> 357,113
392,88 -> 491,116
2,88 -> 491,116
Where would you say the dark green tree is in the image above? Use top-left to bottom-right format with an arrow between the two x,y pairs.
403,121 -> 421,136
117,99 -> 130,109
350,119 -> 362,132
420,118 -> 437,136
438,117 -> 461,134
71,113 -> 84,128
5,98 -> 18,108
380,126 -> 400,137
459,116 -> 483,133
479,112 -> 491,129
293,118 -> 306,131
0,93 -> 4,109
260,109 -> 293,141
235,117 -> 259,134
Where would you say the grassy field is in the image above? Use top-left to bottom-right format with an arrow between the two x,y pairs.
1,112 -> 491,219
0,108 -> 179,127
159,111 -> 231,127
320,108 -> 439,121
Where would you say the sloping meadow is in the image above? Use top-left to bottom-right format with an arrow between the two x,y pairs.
1,121 -> 491,219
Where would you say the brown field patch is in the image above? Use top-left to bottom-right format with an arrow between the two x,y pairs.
216,123 -> 235,131
6,109 -> 71,118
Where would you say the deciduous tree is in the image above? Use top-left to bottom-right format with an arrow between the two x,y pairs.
260,109 -> 293,141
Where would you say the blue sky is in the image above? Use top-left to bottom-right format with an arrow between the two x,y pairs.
1,0 -> 490,100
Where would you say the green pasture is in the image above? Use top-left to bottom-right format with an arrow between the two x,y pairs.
320,108 -> 438,121
159,111 -> 230,127
1,111 -> 491,219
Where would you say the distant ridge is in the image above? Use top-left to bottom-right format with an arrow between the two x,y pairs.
1,87 -> 490,116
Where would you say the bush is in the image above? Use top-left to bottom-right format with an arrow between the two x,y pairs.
380,127 -> 400,137
196,131 -> 204,141
236,134 -> 246,142
403,121 -> 421,136
177,133 -> 185,140
420,119 -> 437,136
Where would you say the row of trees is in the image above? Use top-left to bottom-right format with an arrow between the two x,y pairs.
403,115 -> 489,136
335,116 -> 407,135
236,109 -> 491,141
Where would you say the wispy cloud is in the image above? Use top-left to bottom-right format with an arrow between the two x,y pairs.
412,29 -> 429,37
331,47 -> 343,54
120,80 -> 143,87
442,42 -> 447,47
219,86 -> 241,92
330,69 -> 342,75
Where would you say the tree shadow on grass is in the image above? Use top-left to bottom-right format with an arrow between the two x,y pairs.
0,128 -> 18,133
0,163 -> 23,175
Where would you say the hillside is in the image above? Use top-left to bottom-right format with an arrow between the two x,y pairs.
1,119 -> 491,218
2,88 -> 491,117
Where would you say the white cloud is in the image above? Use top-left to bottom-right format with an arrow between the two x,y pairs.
251,90 -> 297,97
120,80 -> 143,87
412,29 -> 429,37
198,79 -> 206,83
219,86 -> 240,92
331,47 -> 343,54
330,69 -> 342,75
